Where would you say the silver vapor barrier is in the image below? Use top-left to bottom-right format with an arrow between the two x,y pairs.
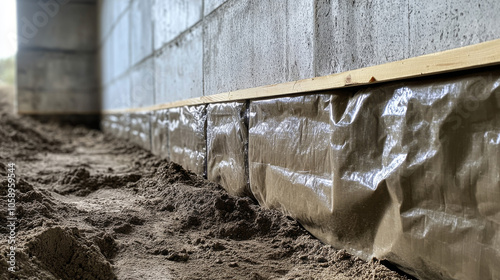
249,69 -> 500,280
207,102 -> 249,197
101,113 -> 130,139
129,112 -> 151,151
101,67 -> 500,280
151,109 -> 169,159
167,105 -> 207,176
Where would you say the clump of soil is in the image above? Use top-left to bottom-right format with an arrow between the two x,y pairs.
139,162 -> 305,241
54,167 -> 141,196
0,85 -> 412,279
25,227 -> 115,280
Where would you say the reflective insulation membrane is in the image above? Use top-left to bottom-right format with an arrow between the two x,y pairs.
129,112 -> 151,150
167,105 -> 207,176
101,113 -> 130,139
207,101 -> 250,196
101,68 -> 500,280
248,69 -> 500,280
151,109 -> 169,159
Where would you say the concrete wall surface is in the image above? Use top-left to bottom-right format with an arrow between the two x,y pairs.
98,0 -> 500,110
17,0 -> 98,117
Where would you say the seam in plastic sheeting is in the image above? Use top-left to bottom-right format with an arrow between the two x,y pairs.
248,68 -> 500,280
129,112 -> 151,150
207,101 -> 250,197
167,105 -> 207,177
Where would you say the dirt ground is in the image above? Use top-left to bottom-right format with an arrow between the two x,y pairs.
0,86 -> 411,279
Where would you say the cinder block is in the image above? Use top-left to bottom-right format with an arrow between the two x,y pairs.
203,0 -> 314,96
130,0 -> 153,66
17,50 -> 97,92
152,0 -> 202,50
17,89 -> 98,113
98,0 -> 113,42
204,0 -> 227,16
207,102 -> 249,196
17,1 -> 97,51
98,0 -> 130,42
155,24 -> 203,104
409,0 -> 500,57
102,74 -> 130,110
314,0 -> 409,77
100,38 -> 114,87
168,105 -> 206,176
151,109 -> 168,158
111,10 -> 130,80
130,57 -> 155,108
129,112 -> 151,150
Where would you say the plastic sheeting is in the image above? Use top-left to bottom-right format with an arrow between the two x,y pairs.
101,113 -> 130,139
248,69 -> 500,280
129,112 -> 151,150
167,105 -> 207,176
207,102 -> 249,196
151,109 -> 169,159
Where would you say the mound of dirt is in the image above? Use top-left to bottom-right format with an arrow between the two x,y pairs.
138,162 -> 305,241
54,167 -> 142,196
25,227 -> 116,280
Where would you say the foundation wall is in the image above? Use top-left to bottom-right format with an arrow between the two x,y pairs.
98,0 -> 500,112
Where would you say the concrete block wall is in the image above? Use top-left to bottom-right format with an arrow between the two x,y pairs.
98,0 -> 500,111
17,0 -> 98,118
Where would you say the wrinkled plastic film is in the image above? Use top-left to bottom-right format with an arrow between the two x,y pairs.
168,105 -> 207,176
101,113 -> 130,139
249,69 -> 500,280
151,109 -> 169,159
129,112 -> 151,150
207,102 -> 250,196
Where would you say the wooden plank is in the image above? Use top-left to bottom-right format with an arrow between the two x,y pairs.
104,38 -> 500,114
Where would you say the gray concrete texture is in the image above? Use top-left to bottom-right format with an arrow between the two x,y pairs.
203,0 -> 315,95
97,0 -> 500,111
17,0 -> 97,51
102,74 -> 130,110
98,0 -> 130,43
315,0 -> 410,76
17,50 -> 98,113
16,0 -> 98,115
131,57 -> 155,107
155,24 -> 203,104
204,0 -> 227,16
152,0 -> 203,51
130,0 -> 153,66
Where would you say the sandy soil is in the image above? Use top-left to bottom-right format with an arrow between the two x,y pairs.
0,86 -> 411,279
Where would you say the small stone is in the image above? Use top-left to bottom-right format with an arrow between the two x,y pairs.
113,223 -> 133,234
215,258 -> 223,264
228,262 -> 238,267
316,256 -> 328,263
211,242 -> 225,251
167,252 -> 189,262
